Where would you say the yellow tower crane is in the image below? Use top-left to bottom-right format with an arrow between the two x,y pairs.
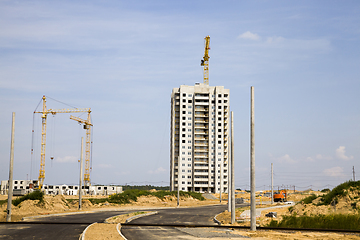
34,95 -> 91,189
70,114 -> 92,186
200,35 -> 210,85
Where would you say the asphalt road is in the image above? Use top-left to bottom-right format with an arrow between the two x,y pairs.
0,204 -> 247,239
0,210 -> 135,240
121,204 -> 236,239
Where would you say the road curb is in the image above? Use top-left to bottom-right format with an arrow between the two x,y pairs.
214,212 -> 222,225
116,223 -> 127,240
79,222 -> 97,240
125,211 -> 158,223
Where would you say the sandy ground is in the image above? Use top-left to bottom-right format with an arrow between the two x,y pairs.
2,191 -> 360,239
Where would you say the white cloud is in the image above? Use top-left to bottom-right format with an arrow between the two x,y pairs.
97,163 -> 112,168
323,166 -> 345,177
237,31 -> 260,41
268,153 -> 296,164
148,167 -> 166,174
55,156 -> 78,163
336,146 -> 354,161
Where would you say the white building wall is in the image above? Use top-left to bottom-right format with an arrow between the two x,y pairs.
170,83 -> 230,194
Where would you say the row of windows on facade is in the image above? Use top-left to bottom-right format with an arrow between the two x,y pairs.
181,145 -> 222,150
180,122 -> 225,127
178,93 -> 228,98
175,160 -> 224,167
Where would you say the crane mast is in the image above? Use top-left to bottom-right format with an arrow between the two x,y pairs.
201,35 -> 210,85
69,114 -> 92,186
34,96 -> 91,189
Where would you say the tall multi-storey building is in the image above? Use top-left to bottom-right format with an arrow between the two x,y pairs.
170,83 -> 230,193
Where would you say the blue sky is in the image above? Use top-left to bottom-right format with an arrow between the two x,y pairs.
0,0 -> 359,190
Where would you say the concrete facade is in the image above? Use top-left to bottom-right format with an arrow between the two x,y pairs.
1,180 -> 122,196
170,83 -> 230,193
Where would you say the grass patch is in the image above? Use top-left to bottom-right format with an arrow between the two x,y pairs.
301,194 -> 318,204
267,214 -> 360,230
0,199 -> 8,206
319,180 -> 360,206
87,189 -> 205,205
12,191 -> 44,207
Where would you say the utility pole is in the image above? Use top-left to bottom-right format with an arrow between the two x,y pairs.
228,130 -> 231,212
6,112 -> 15,222
177,186 -> 180,207
79,137 -> 84,210
271,163 -> 273,205
231,111 -> 235,224
250,86 -> 256,231
353,166 -> 356,181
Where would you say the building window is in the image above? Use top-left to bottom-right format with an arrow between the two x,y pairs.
188,129 -> 191,132
188,152 -> 191,155
182,99 -> 186,102
218,146 -> 221,149
218,100 -> 221,103
182,122 -> 186,126
182,170 -> 185,172
188,100 -> 192,103
182,146 -> 185,149
188,123 -> 191,126
188,135 -> 191,137
182,111 -> 186,114
182,140 -> 185,143
188,176 -> 192,178
188,140 -> 191,143
182,134 -> 185,137
182,176 -> 185,178
218,123 -> 221,126
218,153 -> 221,155
188,146 -> 191,149
188,158 -> 191,161
183,93 -> 186,97
182,157 -> 185,160
188,105 -> 192,108
218,129 -> 221,132
182,152 -> 185,155
188,111 -> 191,114
188,182 -> 191,184
188,164 -> 191,167
188,94 -> 192,97
188,117 -> 192,120
218,94 -> 221,97
188,170 -> 191,173
183,105 -> 186,108
218,106 -> 221,109
218,158 -> 222,161
182,164 -> 185,166
182,128 -> 186,131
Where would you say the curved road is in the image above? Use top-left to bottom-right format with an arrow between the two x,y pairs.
0,204 -> 247,239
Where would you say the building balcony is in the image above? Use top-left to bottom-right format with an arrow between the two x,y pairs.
195,107 -> 209,111
194,172 -> 209,176
194,148 -> 208,152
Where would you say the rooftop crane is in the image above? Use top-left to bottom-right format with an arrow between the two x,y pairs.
200,35 -> 210,85
69,114 -> 92,186
33,95 -> 92,189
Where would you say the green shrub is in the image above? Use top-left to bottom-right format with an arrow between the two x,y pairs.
12,191 -> 44,206
267,214 -> 360,230
301,194 -> 317,204
321,188 -> 330,193
319,181 -> 360,206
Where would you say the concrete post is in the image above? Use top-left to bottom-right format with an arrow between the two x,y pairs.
79,137 -> 84,210
271,163 -> 274,205
250,86 -> 256,231
177,187 -> 180,207
6,112 -> 15,222
231,111 -> 235,224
